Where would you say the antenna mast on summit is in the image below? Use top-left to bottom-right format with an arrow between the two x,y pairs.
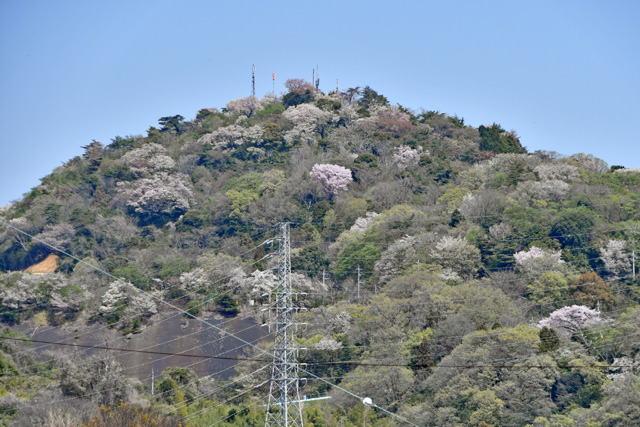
315,65 -> 320,90
273,73 -> 276,95
252,65 -> 256,97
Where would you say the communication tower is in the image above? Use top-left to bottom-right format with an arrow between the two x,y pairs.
252,65 -> 256,97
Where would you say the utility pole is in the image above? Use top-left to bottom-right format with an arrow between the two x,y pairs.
265,223 -> 304,427
273,73 -> 276,95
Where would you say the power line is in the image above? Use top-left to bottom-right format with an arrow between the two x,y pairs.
1,336 -> 632,371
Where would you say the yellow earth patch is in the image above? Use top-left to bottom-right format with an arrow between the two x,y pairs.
24,254 -> 59,274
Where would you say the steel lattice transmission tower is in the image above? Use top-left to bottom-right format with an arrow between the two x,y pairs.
265,223 -> 304,427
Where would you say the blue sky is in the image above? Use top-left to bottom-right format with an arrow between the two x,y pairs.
1,0 -> 638,206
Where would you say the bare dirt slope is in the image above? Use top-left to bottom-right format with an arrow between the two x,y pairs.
24,254 -> 58,273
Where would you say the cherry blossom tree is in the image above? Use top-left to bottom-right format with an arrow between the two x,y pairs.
282,103 -> 334,143
284,78 -> 316,94
431,236 -> 481,280
224,96 -> 261,117
600,239 -> 632,280
349,212 -> 380,233
34,223 -> 75,250
120,143 -> 175,177
310,164 -> 353,196
533,162 -> 580,182
392,145 -> 422,170
197,124 -> 263,151
514,246 -> 565,277
117,172 -> 193,216
514,246 -> 563,266
538,305 -> 611,332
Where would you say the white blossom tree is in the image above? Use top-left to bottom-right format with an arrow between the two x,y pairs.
179,268 -> 208,293
99,278 -> 157,322
0,272 -> 85,313
374,235 -> 417,284
538,305 -> 611,333
515,246 -> 563,265
99,279 -> 129,316
282,103 -> 334,143
349,212 -> 380,233
607,355 -> 640,381
197,124 -> 263,151
310,164 -> 353,197
225,96 -> 261,117
600,239 -> 632,280
126,293 -> 157,318
315,336 -> 343,351
430,236 -> 481,280
511,180 -> 570,206
120,143 -> 175,176
34,223 -> 75,250
514,246 -> 565,277
392,145 -> 422,170
117,172 -> 193,216
533,162 -> 580,182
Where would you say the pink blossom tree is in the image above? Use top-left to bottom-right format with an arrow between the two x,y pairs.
538,305 -> 611,333
310,164 -> 353,197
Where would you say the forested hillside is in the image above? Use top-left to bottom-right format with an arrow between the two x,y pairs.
2,80 -> 640,426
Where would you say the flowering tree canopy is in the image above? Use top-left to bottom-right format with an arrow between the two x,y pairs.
121,143 -> 175,176
514,247 -> 564,266
538,305 -> 611,332
310,164 -> 353,196
600,239 -> 631,280
117,172 -> 193,215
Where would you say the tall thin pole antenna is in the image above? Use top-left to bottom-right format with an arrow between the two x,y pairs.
265,223 -> 304,427
356,265 -> 361,301
336,79 -> 339,93
252,65 -> 256,97
273,73 -> 276,95
315,65 -> 320,90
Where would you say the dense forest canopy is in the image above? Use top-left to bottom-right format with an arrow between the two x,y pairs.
1,81 -> 640,426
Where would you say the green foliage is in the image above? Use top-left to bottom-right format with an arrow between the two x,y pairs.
257,103 -> 285,118
334,239 -> 381,282
215,294 -> 239,316
107,135 -> 137,151
358,86 -> 389,108
3,87 -> 640,426
478,123 -> 525,154
316,98 -> 341,111
538,327 -> 560,352
292,245 -> 329,278
158,114 -> 185,134
354,153 -> 378,167
283,90 -> 314,107
527,271 -> 569,313
550,208 -> 595,248
112,264 -> 153,290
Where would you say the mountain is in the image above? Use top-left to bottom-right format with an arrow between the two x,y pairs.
1,81 -> 640,426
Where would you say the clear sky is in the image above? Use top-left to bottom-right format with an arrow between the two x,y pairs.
1,0 -> 638,206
